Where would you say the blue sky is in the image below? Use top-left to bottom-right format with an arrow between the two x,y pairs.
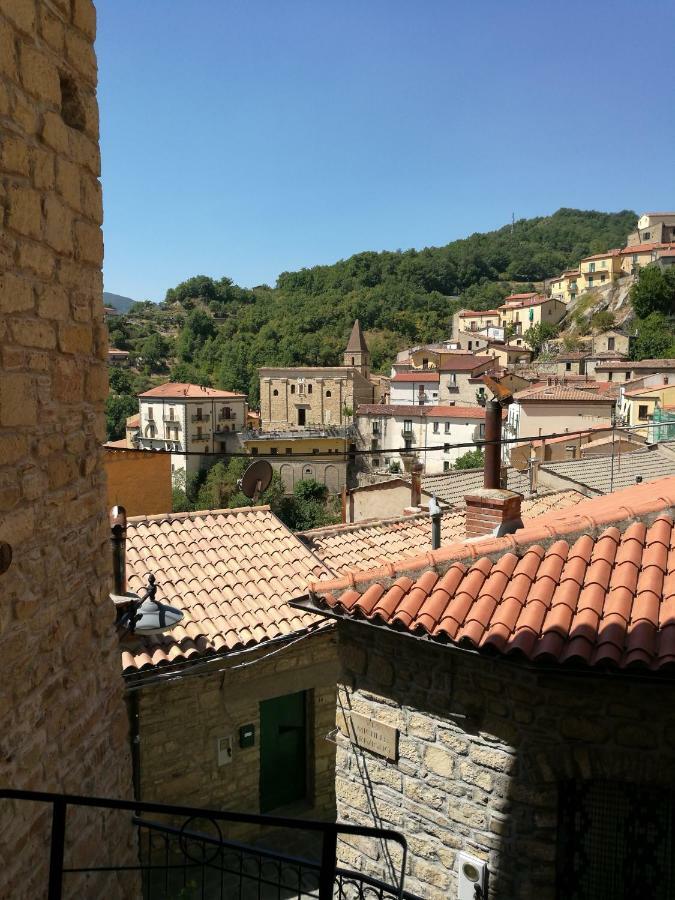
97,0 -> 675,301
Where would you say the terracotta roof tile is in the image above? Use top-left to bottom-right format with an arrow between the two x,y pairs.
139,382 -> 246,399
514,385 -> 616,402
300,490 -> 584,575
540,446 -> 675,494
122,506 -> 333,673
297,478 -> 675,671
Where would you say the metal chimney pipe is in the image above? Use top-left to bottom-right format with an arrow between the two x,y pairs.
429,495 -> 442,550
411,462 -> 423,508
484,400 -> 502,489
110,505 -> 127,595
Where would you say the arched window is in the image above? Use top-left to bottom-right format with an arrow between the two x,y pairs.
326,390 -> 331,398
273,389 -> 279,396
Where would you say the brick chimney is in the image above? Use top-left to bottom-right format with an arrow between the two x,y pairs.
464,488 -> 523,539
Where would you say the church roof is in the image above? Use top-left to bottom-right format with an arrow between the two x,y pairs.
345,319 -> 369,354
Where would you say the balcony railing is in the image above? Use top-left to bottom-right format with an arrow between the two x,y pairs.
0,788 -> 414,900
191,413 -> 211,423
161,417 -> 181,427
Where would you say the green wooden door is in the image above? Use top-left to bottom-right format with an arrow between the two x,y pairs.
259,691 -> 307,813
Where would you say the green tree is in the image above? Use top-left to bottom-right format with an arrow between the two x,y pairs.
454,448 -> 484,470
278,479 -> 339,531
522,322 -> 559,355
108,367 -> 133,394
139,333 -> 171,373
590,310 -> 615,331
631,313 -> 675,361
105,393 -> 137,440
630,266 -> 675,319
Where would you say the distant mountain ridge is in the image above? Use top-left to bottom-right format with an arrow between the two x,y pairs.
103,291 -> 136,314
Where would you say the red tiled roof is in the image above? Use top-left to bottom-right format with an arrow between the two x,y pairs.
139,382 -> 246,399
625,382 -> 673,397
458,309 -> 502,318
300,478 -> 675,670
597,359 -> 675,371
514,385 -> 616,403
620,242 -> 675,255
391,372 -> 440,383
126,414 -> 140,427
301,491 -> 585,576
530,425 -> 611,448
437,355 -> 494,372
121,506 -> 333,673
504,292 -> 539,301
580,249 -> 622,261
357,404 -> 492,419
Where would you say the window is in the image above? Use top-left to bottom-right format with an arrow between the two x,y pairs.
270,447 -> 278,455
372,458 -> 380,467
250,447 -> 258,455
608,372 -> 613,381
312,448 -> 319,455
148,408 -> 154,420
589,262 -> 596,273
643,230 -> 651,239
625,372 -> 630,381
638,404 -> 649,420
404,438 -> 412,450
444,422 -> 450,434
588,276 -> 594,287
223,406 -> 231,419
325,390 -> 331,398
285,448 -> 292,455
422,358 -> 429,369
273,389 -> 279,396
372,421 -> 380,434
608,337 -> 615,351
371,439 -> 379,451
307,384 -> 313,394
566,362 -> 572,372
299,383 -> 305,395
195,407 -> 201,421
444,443 -> 450,454
290,384 -> 296,394
433,422 -> 439,433
351,357 -> 355,365
479,423 -> 485,438
298,408 -> 306,426
403,420 -> 412,434
468,341 -> 473,350
443,461 -> 450,472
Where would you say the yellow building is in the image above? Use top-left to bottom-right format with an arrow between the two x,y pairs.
620,242 -> 675,274
623,383 -> 675,436
498,294 -> 567,335
243,431 -> 348,494
548,270 -> 580,303
577,249 -> 622,292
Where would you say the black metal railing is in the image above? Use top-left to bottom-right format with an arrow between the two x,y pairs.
0,789 -> 412,900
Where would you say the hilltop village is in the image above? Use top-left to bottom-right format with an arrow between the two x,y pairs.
3,6 -> 675,895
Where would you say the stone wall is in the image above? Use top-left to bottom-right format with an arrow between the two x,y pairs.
136,629 -> 338,840
335,623 -> 675,899
0,1 -> 136,895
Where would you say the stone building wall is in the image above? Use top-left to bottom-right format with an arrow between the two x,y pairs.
335,623 -> 675,899
261,370 -> 353,427
136,629 -> 338,836
0,1 -> 136,895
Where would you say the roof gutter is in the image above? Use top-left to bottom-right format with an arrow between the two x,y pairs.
291,595 -> 675,685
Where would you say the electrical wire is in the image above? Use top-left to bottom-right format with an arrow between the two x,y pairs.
107,417 -> 675,460
123,622 -> 334,691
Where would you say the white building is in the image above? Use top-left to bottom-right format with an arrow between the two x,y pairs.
389,372 -> 440,406
136,382 -> 248,478
357,403 -> 490,475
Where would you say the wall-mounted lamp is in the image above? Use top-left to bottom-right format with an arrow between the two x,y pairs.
110,505 -> 183,636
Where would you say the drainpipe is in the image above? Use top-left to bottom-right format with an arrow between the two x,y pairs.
429,496 -> 442,550
484,400 -> 502,489
110,505 -> 127,595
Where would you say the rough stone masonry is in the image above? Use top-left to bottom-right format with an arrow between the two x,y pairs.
0,1 -> 137,896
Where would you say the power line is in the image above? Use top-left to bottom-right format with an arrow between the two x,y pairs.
105,418 -> 675,460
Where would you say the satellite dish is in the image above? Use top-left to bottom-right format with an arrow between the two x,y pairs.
239,459 -> 273,501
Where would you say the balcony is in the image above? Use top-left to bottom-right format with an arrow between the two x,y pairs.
191,413 -> 211,423
161,417 -> 181,427
1,789 -> 417,900
192,434 -> 210,442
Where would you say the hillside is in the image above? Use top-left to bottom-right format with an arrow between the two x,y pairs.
107,208 -> 637,408
103,291 -> 137,314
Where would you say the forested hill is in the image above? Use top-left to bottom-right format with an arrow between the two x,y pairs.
108,208 -> 636,406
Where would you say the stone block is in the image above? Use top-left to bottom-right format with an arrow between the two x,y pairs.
425,745 -> 455,778
40,6 -> 65,51
1,134 -> 30,175
65,28 -> 96,82
1,0 -> 36,34
31,147 -> 55,190
560,716 -> 607,743
0,17 -> 17,79
10,317 -> 56,349
20,45 -> 61,104
72,0 -> 97,40
469,744 -> 515,774
41,111 -> 70,154
56,157 -> 81,209
7,186 -> 42,239
58,322 -> 93,355
44,194 -> 73,255
1,272 -> 34,313
74,218 -> 102,265
0,372 -> 37,425
37,285 -> 69,320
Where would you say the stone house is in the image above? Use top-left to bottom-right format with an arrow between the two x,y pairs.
626,211 -> 675,246
591,329 -> 632,358
294,478 -> 675,898
437,355 -> 496,405
0,1 -> 137,895
553,351 -> 588,377
595,358 -> 675,384
498,295 -> 567,335
121,505 -> 339,827
619,241 -> 675,275
136,382 -> 248,478
453,308 -> 503,337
